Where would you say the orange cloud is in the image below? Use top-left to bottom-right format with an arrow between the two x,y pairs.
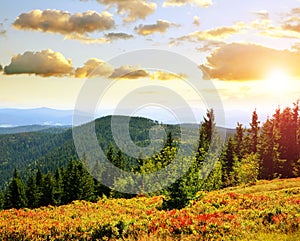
200,42 -> 300,81
75,58 -> 114,78
150,71 -> 186,80
135,20 -> 178,35
13,9 -> 114,35
95,0 -> 156,22
4,49 -> 73,77
193,16 -> 200,26
170,23 -> 245,45
109,65 -> 149,79
250,8 -> 300,39
163,0 -> 212,7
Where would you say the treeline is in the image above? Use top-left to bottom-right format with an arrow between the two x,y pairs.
0,160 -> 101,210
0,102 -> 299,210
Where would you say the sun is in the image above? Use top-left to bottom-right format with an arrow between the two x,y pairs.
263,69 -> 291,92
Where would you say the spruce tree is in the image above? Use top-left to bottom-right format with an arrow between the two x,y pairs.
53,168 -> 64,206
249,110 -> 260,153
26,174 -> 40,208
40,173 -> 55,206
258,118 -> 280,179
221,137 -> 237,187
4,169 -> 27,209
63,160 -> 95,204
0,189 -> 4,210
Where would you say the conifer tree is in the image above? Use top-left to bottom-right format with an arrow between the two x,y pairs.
221,137 -> 237,186
40,173 -> 55,206
4,169 -> 27,209
26,174 -> 40,208
63,160 -> 95,204
0,189 -> 4,210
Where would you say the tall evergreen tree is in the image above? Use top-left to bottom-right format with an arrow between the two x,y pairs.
53,168 -> 64,206
63,160 -> 95,204
4,169 -> 27,209
221,137 -> 237,187
196,109 -> 215,165
258,118 -> 280,179
273,105 -> 299,177
234,123 -> 245,161
40,173 -> 55,206
26,174 -> 40,208
0,189 -> 4,210
249,110 -> 260,153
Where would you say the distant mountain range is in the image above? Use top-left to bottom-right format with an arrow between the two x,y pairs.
0,108 -> 73,127
0,107 -> 256,128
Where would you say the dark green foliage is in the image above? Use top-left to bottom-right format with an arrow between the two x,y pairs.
26,175 -> 40,208
62,160 -> 95,204
53,168 -> 64,205
258,119 -> 280,179
40,173 -> 56,206
221,137 -> 237,187
0,189 -> 3,210
4,169 -> 27,209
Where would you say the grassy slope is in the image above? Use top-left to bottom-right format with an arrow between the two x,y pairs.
1,178 -> 300,240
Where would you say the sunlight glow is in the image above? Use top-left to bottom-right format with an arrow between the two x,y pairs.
264,69 -> 291,92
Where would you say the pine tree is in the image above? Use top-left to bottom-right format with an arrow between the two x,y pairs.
273,106 -> 299,177
258,118 -> 280,179
40,173 -> 55,206
0,189 -> 4,210
53,168 -> 64,206
234,122 -> 245,161
196,109 -> 215,166
249,110 -> 260,153
35,168 -> 44,203
4,169 -> 27,209
221,137 -> 237,187
26,174 -> 40,208
63,160 -> 95,204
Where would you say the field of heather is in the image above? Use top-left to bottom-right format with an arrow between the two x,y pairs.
1,178 -> 300,241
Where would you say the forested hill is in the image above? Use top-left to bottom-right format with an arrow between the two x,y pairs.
0,115 -> 226,188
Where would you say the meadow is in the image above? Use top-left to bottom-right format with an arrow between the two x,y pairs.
1,177 -> 300,240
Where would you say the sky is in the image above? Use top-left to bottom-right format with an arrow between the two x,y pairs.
0,0 -> 300,127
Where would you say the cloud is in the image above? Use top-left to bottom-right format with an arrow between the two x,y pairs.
282,9 -> 300,33
75,58 -> 114,78
170,23 -> 245,45
109,65 -> 149,79
0,23 -> 6,36
104,32 -> 134,41
65,33 -> 109,44
13,9 -> 115,35
196,40 -> 225,52
251,8 -> 300,39
253,10 -> 269,20
200,42 -> 300,81
193,16 -> 200,26
135,20 -> 178,35
163,0 -> 212,7
4,49 -> 73,77
96,0 -> 156,22
292,42 -> 300,51
150,71 -> 186,80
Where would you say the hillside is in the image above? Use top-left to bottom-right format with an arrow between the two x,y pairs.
1,178 -> 300,240
0,125 -> 69,135
1,115 -> 220,187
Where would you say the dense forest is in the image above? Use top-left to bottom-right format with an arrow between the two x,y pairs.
0,102 -> 299,210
